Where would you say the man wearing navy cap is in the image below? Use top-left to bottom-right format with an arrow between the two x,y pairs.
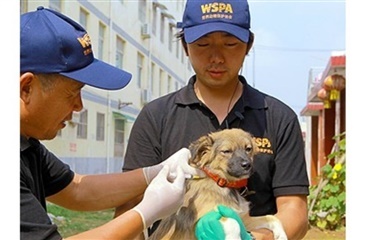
20,7 -> 205,239
117,0 -> 309,239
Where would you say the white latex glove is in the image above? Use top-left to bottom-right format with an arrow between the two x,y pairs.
142,148 -> 206,184
133,165 -> 185,229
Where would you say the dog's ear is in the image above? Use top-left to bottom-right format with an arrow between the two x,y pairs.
188,135 -> 214,166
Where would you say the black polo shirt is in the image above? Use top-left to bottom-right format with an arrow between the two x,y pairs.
20,136 -> 74,240
124,75 -> 309,216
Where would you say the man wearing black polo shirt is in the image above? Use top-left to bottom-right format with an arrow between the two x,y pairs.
116,0 -> 310,239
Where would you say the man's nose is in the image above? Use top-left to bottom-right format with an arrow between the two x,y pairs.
73,92 -> 84,112
209,47 -> 225,64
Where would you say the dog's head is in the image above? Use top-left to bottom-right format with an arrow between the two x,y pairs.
189,129 -> 258,182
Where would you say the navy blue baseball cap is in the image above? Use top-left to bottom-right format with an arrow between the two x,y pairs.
20,6 -> 132,90
177,0 -> 251,43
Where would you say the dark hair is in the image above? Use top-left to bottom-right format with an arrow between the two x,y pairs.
36,73 -> 60,92
36,73 -> 76,92
175,30 -> 188,55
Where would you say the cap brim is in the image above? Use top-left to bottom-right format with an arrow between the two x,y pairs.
184,22 -> 250,44
60,59 -> 132,90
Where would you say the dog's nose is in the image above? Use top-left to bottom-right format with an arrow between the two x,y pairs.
241,161 -> 252,171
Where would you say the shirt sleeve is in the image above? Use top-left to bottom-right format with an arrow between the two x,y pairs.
20,176 -> 62,240
20,140 -> 73,240
272,115 -> 310,196
40,144 -> 75,197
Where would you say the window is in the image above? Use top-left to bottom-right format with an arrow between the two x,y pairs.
151,62 -> 155,94
96,113 -> 105,141
116,37 -> 125,69
114,119 -> 125,157
138,0 -> 147,23
49,0 -> 61,12
98,22 -> 106,60
152,6 -> 157,35
167,75 -> 173,93
137,53 -> 144,88
168,24 -> 173,52
177,0 -> 184,11
77,110 -> 88,139
160,14 -> 165,43
159,69 -> 165,96
79,8 -> 88,29
20,0 -> 28,13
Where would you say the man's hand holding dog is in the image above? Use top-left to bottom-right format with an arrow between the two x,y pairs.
133,165 -> 186,229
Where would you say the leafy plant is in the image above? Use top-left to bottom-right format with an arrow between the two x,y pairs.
47,203 -> 114,237
308,132 -> 346,230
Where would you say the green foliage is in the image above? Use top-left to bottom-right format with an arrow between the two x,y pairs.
47,203 -> 114,237
308,132 -> 346,231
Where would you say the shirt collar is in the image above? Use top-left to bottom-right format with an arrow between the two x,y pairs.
20,135 -> 40,152
175,75 -> 267,110
174,75 -> 199,106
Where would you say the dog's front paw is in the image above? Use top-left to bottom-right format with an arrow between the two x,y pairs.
221,217 -> 242,240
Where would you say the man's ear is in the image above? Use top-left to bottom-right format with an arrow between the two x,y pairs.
20,72 -> 35,103
246,32 -> 255,55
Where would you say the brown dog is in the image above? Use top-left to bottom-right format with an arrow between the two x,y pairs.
148,128 -> 287,240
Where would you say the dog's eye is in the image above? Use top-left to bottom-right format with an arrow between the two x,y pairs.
221,150 -> 232,154
245,147 -> 252,153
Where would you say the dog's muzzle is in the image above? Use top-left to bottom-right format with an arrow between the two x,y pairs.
241,160 -> 252,172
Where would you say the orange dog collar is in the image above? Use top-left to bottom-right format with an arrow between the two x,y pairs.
202,167 -> 248,188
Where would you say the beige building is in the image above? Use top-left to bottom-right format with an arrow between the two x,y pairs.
21,0 -> 193,173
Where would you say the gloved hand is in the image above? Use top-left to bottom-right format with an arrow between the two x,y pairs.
142,148 -> 206,184
195,205 -> 253,240
133,165 -> 185,229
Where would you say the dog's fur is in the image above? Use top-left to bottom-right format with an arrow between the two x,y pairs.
148,128 -> 287,240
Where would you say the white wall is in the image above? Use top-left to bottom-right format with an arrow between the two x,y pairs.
23,0 -> 193,173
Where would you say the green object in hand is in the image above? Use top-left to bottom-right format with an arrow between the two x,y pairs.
195,205 -> 253,240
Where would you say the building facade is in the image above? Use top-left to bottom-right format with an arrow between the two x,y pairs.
300,51 -> 346,185
21,0 -> 193,174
